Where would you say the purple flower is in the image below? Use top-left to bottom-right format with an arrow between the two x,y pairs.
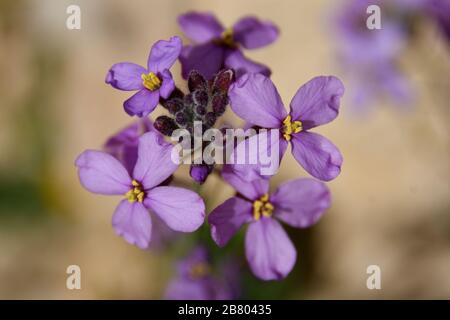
75,131 -> 205,249
178,12 -> 279,79
104,120 -> 180,249
229,73 -> 344,181
208,166 -> 331,280
165,246 -> 239,300
105,36 -> 182,117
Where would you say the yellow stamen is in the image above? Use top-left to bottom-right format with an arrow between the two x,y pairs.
125,179 -> 145,203
253,194 -> 274,221
219,28 -> 237,48
282,115 -> 303,141
141,72 -> 161,91
189,262 -> 210,279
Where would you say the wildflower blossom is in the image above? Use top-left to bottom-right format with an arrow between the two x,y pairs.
178,12 -> 279,79
75,131 -> 205,249
208,166 -> 330,280
229,73 -> 344,181
105,36 -> 182,117
104,120 -> 180,248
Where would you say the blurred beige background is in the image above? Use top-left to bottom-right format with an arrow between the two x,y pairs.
0,0 -> 449,299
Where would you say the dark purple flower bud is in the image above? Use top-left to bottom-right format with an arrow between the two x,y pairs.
190,164 -> 213,184
160,87 -> 185,108
154,116 -> 179,136
194,105 -> 207,116
212,69 -> 234,94
193,89 -> 209,108
184,93 -> 194,106
204,112 -> 217,128
175,111 -> 189,127
212,93 -> 228,116
165,98 -> 184,114
188,70 -> 207,92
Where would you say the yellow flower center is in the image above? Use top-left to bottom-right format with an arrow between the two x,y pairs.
189,262 -> 210,279
253,194 -> 274,221
216,27 -> 237,48
141,72 -> 161,91
282,115 -> 303,141
125,180 -> 145,203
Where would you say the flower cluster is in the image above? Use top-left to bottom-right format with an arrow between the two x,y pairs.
75,11 -> 345,295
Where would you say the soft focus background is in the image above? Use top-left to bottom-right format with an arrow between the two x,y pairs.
0,0 -> 449,299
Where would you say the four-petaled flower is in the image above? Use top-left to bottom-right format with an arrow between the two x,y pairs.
75,131 -> 205,249
229,73 -> 344,181
106,36 -> 182,117
208,166 -> 331,280
178,12 -> 279,79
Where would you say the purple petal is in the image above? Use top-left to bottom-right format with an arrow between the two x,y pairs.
224,49 -> 271,79
133,131 -> 178,190
179,43 -> 224,80
289,76 -> 345,129
159,69 -> 175,99
75,150 -> 131,195
245,218 -> 296,280
271,178 -> 331,228
208,197 -> 253,247
124,89 -> 159,117
112,200 -> 152,249
104,121 -> 141,174
232,16 -> 279,49
222,165 -> 269,200
105,62 -> 146,91
147,36 -> 182,73
144,186 -> 205,232
229,130 -> 287,179
291,131 -> 343,181
177,12 -> 224,43
229,73 -> 286,128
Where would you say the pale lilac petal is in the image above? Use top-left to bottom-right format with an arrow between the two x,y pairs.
229,73 -> 287,128
105,62 -> 146,91
271,178 -> 331,228
208,197 -> 253,247
177,12 -> 224,43
245,218 -> 296,280
124,89 -> 159,117
291,131 -> 343,181
289,76 -> 345,129
159,69 -> 175,99
112,200 -> 152,249
232,16 -> 279,49
144,186 -> 205,232
224,49 -> 271,79
133,131 -> 178,190
75,150 -> 131,195
179,43 -> 224,79
147,36 -> 182,73
229,130 -> 287,179
222,166 -> 269,200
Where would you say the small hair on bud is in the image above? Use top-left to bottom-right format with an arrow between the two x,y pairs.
154,115 -> 179,136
